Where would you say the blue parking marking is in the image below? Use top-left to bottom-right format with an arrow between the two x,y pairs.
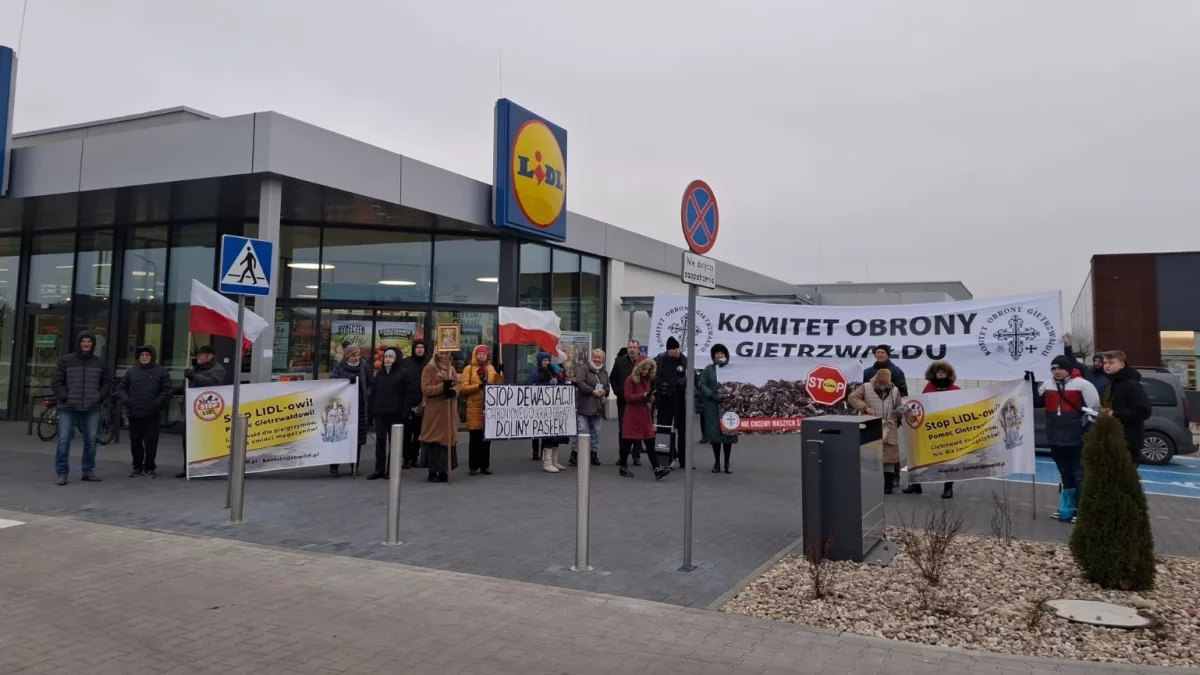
992,455 -> 1200,499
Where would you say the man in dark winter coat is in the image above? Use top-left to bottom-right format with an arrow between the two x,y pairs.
369,348 -> 408,480
654,336 -> 689,468
51,331 -> 112,485
609,339 -> 644,465
862,345 -> 909,397
176,345 -> 226,478
118,345 -> 172,478
1063,337 -> 1108,395
402,341 -> 428,469
1101,350 -> 1152,464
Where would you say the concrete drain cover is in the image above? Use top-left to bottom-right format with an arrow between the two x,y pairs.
1043,599 -> 1155,629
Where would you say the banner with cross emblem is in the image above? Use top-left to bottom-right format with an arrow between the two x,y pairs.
649,291 -> 1062,381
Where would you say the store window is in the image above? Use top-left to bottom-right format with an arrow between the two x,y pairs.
321,229 -> 431,303
0,237 -> 20,416
580,255 -> 604,353
318,309 -> 428,378
552,249 -> 580,332
72,231 -> 115,354
273,307 -> 317,380
519,243 -> 552,310
1161,331 -> 1198,390
279,226 -> 322,300
27,233 -> 75,306
164,223 -> 217,373
118,226 -> 168,370
433,236 -> 500,305
434,309 -> 496,370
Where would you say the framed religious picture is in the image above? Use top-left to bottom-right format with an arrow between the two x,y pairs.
436,324 -> 461,353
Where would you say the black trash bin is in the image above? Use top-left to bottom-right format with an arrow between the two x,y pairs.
801,414 -> 890,563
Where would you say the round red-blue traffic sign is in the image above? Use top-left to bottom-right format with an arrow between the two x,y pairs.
681,179 -> 719,255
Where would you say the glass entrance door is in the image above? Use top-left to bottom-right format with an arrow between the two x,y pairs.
22,311 -> 70,420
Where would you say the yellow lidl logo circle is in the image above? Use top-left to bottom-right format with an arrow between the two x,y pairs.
511,120 -> 566,228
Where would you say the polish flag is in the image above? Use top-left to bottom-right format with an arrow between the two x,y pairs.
189,279 -> 269,352
498,307 -> 565,361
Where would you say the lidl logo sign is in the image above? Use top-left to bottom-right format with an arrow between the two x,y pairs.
493,99 -> 567,240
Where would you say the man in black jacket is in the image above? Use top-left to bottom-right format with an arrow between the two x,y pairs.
862,345 -> 909,397
609,339 -> 642,465
1102,350 -> 1153,465
176,345 -> 226,478
118,345 -> 172,478
655,336 -> 689,468
51,331 -> 112,485
402,342 -> 428,469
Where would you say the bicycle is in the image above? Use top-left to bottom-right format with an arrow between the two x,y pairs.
36,396 -> 117,445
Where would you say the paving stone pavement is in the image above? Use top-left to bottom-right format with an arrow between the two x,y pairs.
4,420 -> 1200,617
0,510 -> 1194,675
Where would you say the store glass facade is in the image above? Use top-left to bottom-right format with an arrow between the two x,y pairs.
0,177 -> 607,421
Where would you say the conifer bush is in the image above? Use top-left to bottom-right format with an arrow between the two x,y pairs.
1069,415 -> 1156,590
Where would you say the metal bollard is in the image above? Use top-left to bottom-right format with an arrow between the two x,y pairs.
384,424 -> 404,546
229,414 -> 250,524
571,432 -> 593,572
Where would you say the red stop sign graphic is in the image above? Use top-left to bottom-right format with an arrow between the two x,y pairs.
805,365 -> 848,407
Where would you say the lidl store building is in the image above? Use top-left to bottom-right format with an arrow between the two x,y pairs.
0,105 -> 971,426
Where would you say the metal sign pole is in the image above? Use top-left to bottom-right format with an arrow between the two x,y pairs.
681,283 -> 698,572
225,295 -> 246,509
572,432 -> 593,571
229,413 -> 249,524
385,424 -> 404,545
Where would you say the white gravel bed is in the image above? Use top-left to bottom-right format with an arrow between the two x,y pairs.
722,530 -> 1200,668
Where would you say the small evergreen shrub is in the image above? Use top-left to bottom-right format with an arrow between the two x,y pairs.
1069,415 -> 1156,590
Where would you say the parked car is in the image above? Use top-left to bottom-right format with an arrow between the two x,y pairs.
1033,369 -> 1196,465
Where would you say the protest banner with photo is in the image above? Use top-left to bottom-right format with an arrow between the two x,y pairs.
899,379 -> 1036,483
715,360 -> 864,433
484,384 -> 577,440
185,379 -> 358,478
649,291 -> 1062,381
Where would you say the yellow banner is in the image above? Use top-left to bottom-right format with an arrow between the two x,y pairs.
907,395 -> 1004,469
185,379 -> 357,478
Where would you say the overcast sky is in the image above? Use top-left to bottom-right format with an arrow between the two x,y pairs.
2,1 -> 1197,318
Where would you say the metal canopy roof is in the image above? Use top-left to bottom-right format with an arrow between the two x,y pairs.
619,294 -> 814,313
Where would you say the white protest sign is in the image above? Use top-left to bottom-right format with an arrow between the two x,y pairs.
484,385 -> 577,440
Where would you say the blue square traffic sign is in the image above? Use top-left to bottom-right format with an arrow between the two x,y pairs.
219,235 -> 274,297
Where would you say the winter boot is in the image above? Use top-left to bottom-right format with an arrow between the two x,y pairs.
590,451 -> 601,466
569,450 -> 578,467
552,448 -> 566,471
884,471 -> 895,495
901,482 -> 922,494
941,482 -> 954,499
542,448 -> 559,473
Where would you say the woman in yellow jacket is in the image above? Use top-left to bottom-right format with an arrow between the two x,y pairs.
461,344 -> 503,475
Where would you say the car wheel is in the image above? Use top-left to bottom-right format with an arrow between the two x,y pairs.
1140,432 -> 1174,465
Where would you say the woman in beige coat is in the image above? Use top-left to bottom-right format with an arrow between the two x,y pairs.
849,368 -> 903,494
419,351 -> 460,483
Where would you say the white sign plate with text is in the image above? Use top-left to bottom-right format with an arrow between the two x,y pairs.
682,251 -> 717,289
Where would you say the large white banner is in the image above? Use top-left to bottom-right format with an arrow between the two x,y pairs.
484,385 -> 577,440
185,379 -> 358,478
649,291 -> 1062,381
899,379 -> 1037,483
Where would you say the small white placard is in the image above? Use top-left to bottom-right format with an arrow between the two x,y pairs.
262,349 -> 274,358
682,251 -> 717,289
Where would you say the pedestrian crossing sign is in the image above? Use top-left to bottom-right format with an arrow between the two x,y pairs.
218,235 -> 274,297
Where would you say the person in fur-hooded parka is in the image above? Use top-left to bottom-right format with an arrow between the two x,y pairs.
901,360 -> 960,498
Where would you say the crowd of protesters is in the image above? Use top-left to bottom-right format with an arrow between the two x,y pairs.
49,327 -> 1155,509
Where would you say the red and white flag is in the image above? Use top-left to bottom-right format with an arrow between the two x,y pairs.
498,307 -> 565,361
189,279 -> 269,351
